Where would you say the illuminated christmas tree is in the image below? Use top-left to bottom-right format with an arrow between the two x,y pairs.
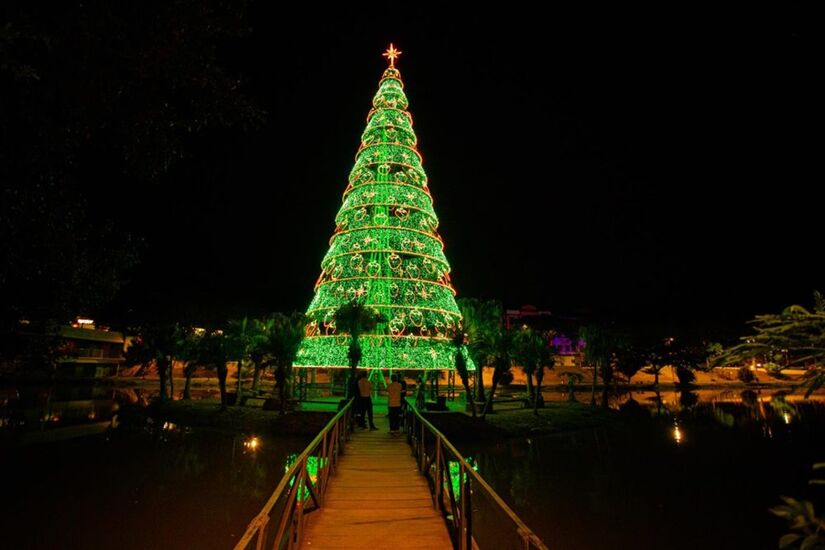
294,45 -> 474,373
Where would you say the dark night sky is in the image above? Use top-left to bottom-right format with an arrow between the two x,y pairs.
108,8 -> 820,334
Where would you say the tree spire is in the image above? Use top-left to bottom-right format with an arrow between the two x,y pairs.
382,43 -> 402,68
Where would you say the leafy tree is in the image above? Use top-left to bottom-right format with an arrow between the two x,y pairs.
579,325 -> 621,408
123,323 -> 181,401
716,292 -> 825,396
226,317 -> 252,404
458,298 -> 502,404
770,463 -> 825,549
513,327 -> 556,415
466,301 -> 515,418
266,312 -> 307,414
247,316 -> 273,393
333,301 -> 382,398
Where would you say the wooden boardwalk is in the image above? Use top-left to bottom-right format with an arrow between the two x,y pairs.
301,416 -> 452,549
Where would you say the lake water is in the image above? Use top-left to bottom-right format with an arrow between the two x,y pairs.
3,384 -> 824,549
462,388 -> 825,550
0,385 -> 309,550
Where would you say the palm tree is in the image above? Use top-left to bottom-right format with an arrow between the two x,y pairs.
451,327 -> 476,417
333,301 -> 382,398
513,327 -> 556,416
123,323 -> 179,401
457,298 -> 500,404
248,316 -> 274,393
266,312 -> 307,414
579,325 -> 619,408
716,292 -> 825,396
226,317 -> 252,405
176,326 -> 205,400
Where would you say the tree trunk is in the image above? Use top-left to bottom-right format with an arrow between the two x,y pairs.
600,361 -> 613,409
525,370 -> 534,404
235,360 -> 243,406
183,369 -> 193,400
252,361 -> 262,393
481,372 -> 500,419
168,358 -> 175,400
459,374 -> 475,417
217,362 -> 228,410
475,364 -> 486,403
279,364 -> 288,416
533,368 -> 544,416
654,368 -> 659,388
158,357 -> 169,402
590,361 -> 598,407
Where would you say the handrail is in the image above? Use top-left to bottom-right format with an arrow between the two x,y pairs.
405,404 -> 549,550
233,399 -> 353,550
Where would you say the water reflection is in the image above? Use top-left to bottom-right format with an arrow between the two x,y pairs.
0,409 -> 308,550
0,384 -> 220,445
462,391 -> 825,550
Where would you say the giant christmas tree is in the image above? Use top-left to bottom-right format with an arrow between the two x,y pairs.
294,45 -> 473,372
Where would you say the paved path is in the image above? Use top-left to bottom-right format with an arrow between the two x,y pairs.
301,417 -> 452,549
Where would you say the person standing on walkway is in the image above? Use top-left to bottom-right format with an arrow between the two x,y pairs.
387,374 -> 402,435
357,372 -> 377,430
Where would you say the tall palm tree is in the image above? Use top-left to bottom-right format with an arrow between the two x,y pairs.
226,317 -> 251,405
123,323 -> 179,401
334,301 -> 382,398
248,316 -> 273,393
477,322 -> 515,419
451,327 -> 476,417
579,325 -> 619,408
514,327 -> 556,416
457,298 -> 500,404
266,312 -> 307,414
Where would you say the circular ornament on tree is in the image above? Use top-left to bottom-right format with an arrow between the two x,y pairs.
387,253 -> 402,271
377,163 -> 391,176
350,253 -> 363,269
423,258 -> 436,275
406,263 -> 420,279
389,317 -> 405,336
394,207 -> 409,221
409,309 -> 424,327
404,288 -> 415,303
373,211 -> 388,225
366,261 -> 380,277
401,237 -> 412,251
332,265 -> 344,279
390,282 -> 400,298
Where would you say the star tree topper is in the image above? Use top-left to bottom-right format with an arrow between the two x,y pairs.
383,43 -> 402,67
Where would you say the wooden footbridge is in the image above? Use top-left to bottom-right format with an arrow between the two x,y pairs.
233,400 -> 547,550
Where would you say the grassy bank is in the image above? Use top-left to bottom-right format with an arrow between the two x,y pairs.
422,401 -> 629,442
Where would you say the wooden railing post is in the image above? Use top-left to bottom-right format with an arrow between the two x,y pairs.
434,437 -> 442,511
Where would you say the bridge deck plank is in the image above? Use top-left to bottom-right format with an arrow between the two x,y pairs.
301,422 -> 452,549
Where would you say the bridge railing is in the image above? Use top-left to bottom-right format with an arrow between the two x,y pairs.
405,404 -> 549,550
233,399 -> 353,550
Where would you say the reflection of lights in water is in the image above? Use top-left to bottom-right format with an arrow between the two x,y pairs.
244,436 -> 260,451
672,424 -> 684,444
162,421 -> 177,431
783,413 -> 791,424
87,411 -> 96,420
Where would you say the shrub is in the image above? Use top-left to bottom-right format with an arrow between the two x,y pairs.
737,366 -> 756,383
